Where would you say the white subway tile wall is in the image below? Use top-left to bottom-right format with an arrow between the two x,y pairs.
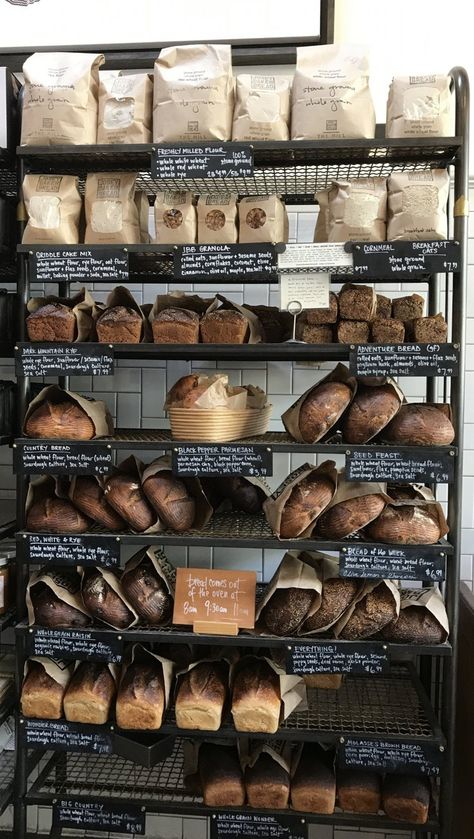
0,195 -> 469,838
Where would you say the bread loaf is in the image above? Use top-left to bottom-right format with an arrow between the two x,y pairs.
381,606 -> 446,644
246,304 -> 284,343
290,745 -> 336,814
371,318 -> 405,343
383,404 -> 455,446
231,658 -> 281,733
296,323 -> 334,343
104,474 -> 155,532
337,769 -> 382,814
142,471 -> 195,531
26,303 -> 76,342
152,308 -> 200,344
303,674 -> 343,689
413,313 -> 448,343
116,661 -> 165,729
26,497 -> 90,534
302,579 -> 360,632
280,474 -> 334,538
306,292 -> 339,325
81,569 -> 134,629
245,752 -> 290,809
30,583 -> 91,628
382,774 -> 430,824
211,476 -> 266,514
366,504 -> 443,544
96,306 -> 142,343
175,661 -> 228,730
392,294 -> 425,322
343,384 -> 401,444
63,662 -> 116,724
316,493 -> 386,539
70,477 -> 125,531
339,585 -> 397,640
337,321 -> 370,344
375,294 -> 392,319
198,743 -> 246,807
339,285 -> 376,322
299,382 -> 353,443
166,374 -> 202,407
121,557 -> 173,625
261,588 -> 315,636
21,661 -> 66,719
200,309 -> 248,343
25,400 -> 95,440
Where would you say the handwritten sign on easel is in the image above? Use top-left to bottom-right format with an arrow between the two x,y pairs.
173,567 -> 256,635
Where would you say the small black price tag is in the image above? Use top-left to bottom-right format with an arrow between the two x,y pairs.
24,534 -> 120,568
340,545 -> 446,582
350,343 -> 459,378
16,343 -> 114,377
27,627 -> 123,664
351,240 -> 460,278
172,444 -> 272,477
287,642 -> 389,675
338,737 -> 444,776
21,719 -> 113,754
53,800 -> 145,835
151,143 -> 253,179
31,247 -> 129,284
14,442 -> 113,475
345,448 -> 455,484
174,244 -> 277,281
211,813 -> 307,839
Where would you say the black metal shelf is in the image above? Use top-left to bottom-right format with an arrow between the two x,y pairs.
0,751 -> 14,818
25,740 -> 439,833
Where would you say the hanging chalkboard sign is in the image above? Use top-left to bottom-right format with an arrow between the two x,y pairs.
26,627 -> 123,664
16,344 -> 114,377
287,642 -> 389,675
211,813 -> 307,839
24,534 -> 120,568
340,545 -> 445,582
350,343 -> 459,378
53,800 -> 145,835
14,442 -> 113,475
174,244 -> 277,281
172,444 -> 272,477
345,448 -> 455,484
21,719 -> 113,754
30,247 -> 129,284
338,737 -> 444,776
350,240 -> 460,278
152,144 -> 253,179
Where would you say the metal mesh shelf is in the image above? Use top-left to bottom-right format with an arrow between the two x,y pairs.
0,751 -> 14,816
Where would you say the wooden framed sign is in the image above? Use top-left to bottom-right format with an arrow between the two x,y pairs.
173,567 -> 256,635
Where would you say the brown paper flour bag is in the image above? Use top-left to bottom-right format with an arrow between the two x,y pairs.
314,189 -> 330,242
85,172 -> 140,244
232,74 -> 290,141
238,195 -> 289,244
153,44 -> 233,142
387,170 -> 450,240
326,177 -> 387,242
291,44 -> 375,141
21,52 -> 104,146
135,191 -> 151,244
98,73 -> 153,144
154,191 -> 197,244
386,75 -> 454,138
22,175 -> 82,245
197,195 -> 237,244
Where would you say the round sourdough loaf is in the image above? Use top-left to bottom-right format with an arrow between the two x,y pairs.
316,493 -> 386,539
25,400 -> 95,440
121,557 -> 173,625
343,384 -> 401,443
299,381 -> 353,443
280,474 -> 334,538
104,474 -> 155,532
383,404 -> 455,445
31,583 -> 91,628
142,471 -> 195,531
261,587 -> 315,635
81,570 -> 134,629
366,504 -> 442,544
302,578 -> 360,632
381,607 -> 445,644
339,585 -> 397,640
71,476 -> 126,531
26,497 -> 90,533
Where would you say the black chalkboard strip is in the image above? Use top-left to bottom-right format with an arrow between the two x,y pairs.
351,240 -> 460,278
211,812 -> 307,839
174,244 -> 277,281
31,247 -> 129,285
16,343 -> 114,377
52,800 -> 146,834
151,143 -> 253,179
338,737 -> 444,776
172,444 -> 272,477
349,343 -> 459,378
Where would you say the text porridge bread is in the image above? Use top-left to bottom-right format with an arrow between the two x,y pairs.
152,308 -> 200,344
198,743 -> 246,807
261,588 -> 315,636
26,497 -> 90,534
96,306 -> 143,343
382,774 -> 430,824
26,303 -> 76,342
142,469 -> 196,532
63,662 -> 116,725
302,578 -> 360,633
121,556 -> 173,626
245,751 -> 290,809
104,473 -> 155,532
231,658 -> 281,733
291,744 -> 336,814
116,659 -> 165,729
20,660 -> 67,720
343,383 -> 402,444
337,769 -> 382,814
81,569 -> 135,629
175,660 -> 228,731
280,473 -> 335,538
25,400 -> 95,440
70,477 -> 126,532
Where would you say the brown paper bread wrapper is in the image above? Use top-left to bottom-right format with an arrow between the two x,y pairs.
203,474 -> 270,515
342,377 -> 404,444
242,742 -> 291,777
26,475 -> 91,534
314,189 -> 330,242
80,566 -> 138,630
141,455 -> 213,532
386,75 -> 454,139
381,586 -> 449,642
298,552 -> 363,636
104,455 -> 162,534
85,172 -> 140,245
334,579 -> 400,639
368,484 -> 449,544
26,567 -> 92,627
174,653 -> 234,730
122,546 -> 175,626
95,285 -> 150,343
197,195 -> 238,244
230,655 -> 306,725
255,551 -> 322,636
282,363 -> 356,443
150,291 -> 214,320
315,475 -> 391,539
238,195 -> 289,244
212,294 -> 264,344
98,72 -> 153,144
120,643 -> 174,713
326,177 -> 387,243
26,288 -> 96,343
23,385 -> 114,439
263,462 -> 338,539
135,191 -> 151,244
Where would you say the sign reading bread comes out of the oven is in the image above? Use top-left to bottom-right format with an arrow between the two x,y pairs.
173,567 -> 256,635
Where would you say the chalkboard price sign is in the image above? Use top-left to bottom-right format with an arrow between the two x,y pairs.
287,642 -> 389,675
350,343 -> 459,378
16,343 -> 114,377
345,448 -> 455,484
152,143 -> 253,179
21,719 -> 113,754
211,813 -> 307,839
351,240 -> 460,278
340,545 -> 445,582
338,737 -> 444,776
53,800 -> 145,835
31,247 -> 129,284
24,534 -> 121,568
27,627 -> 123,664
172,444 -> 272,477
14,442 -> 113,475
174,244 -> 277,281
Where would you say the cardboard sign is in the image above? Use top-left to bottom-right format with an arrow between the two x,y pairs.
16,343 -> 114,377
173,567 -> 256,634
152,144 -> 253,179
53,800 -> 145,835
31,247 -> 129,285
280,272 -> 330,311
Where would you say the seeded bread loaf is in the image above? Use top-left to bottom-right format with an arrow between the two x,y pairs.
152,308 -> 200,344
200,309 -> 248,343
280,474 -> 335,538
96,306 -> 142,343
339,285 -> 376,322
392,294 -> 424,322
413,313 -> 448,343
383,404 -> 455,446
371,318 -> 405,343
296,321 -> 334,343
375,294 -> 392,319
261,587 -> 315,635
305,292 -> 339,325
339,585 -> 397,640
26,303 -> 76,342
302,579 -> 360,633
337,321 -> 370,344
381,606 -> 446,644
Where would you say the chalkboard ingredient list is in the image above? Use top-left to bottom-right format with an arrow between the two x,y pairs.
172,444 -> 272,477
53,800 -> 145,835
287,643 -> 389,676
174,244 -> 277,280
24,534 -> 120,568
16,344 -> 114,377
340,545 -> 445,582
21,719 -> 113,754
152,144 -> 253,179
345,448 -> 455,484
350,343 -> 459,378
351,240 -> 460,278
31,248 -> 129,284
14,443 -> 113,475
211,813 -> 307,839
339,737 -> 443,776
27,627 -> 123,663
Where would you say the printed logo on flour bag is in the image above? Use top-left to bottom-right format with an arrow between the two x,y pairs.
5,0 -> 40,4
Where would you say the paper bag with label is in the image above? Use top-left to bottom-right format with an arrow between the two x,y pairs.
381,586 -> 449,643
238,195 -> 289,243
233,74 -> 290,141
122,547 -> 175,627
26,566 -> 92,627
197,195 -> 238,244
22,174 -> 82,245
386,75 -> 454,138
387,170 -> 450,240
153,191 -> 197,244
255,551 -> 322,636
326,177 -> 387,242
263,461 -> 338,539
98,72 -> 153,144
85,172 -> 140,244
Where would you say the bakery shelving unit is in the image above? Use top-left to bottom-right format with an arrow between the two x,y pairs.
9,53 -> 469,839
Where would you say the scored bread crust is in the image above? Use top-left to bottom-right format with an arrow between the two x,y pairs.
299,381 -> 352,443
116,662 -> 165,729
142,471 -> 195,531
63,662 -> 116,724
316,494 -> 386,539
231,659 -> 281,733
25,400 -> 95,440
366,504 -> 442,545
175,661 -> 227,731
343,384 -> 401,444
26,497 -> 90,534
280,475 -> 334,538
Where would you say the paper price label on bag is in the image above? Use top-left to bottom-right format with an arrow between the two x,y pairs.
280,272 -> 330,311
211,813 -> 307,839
173,567 -> 256,633
53,800 -> 145,835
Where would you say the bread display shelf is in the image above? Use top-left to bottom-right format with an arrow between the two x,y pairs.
0,751 -> 14,820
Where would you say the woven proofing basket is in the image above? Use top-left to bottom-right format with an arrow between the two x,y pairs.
168,405 -> 272,442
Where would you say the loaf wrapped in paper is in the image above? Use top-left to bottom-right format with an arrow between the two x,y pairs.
255,551 -> 322,636
299,554 -> 362,636
122,547 -> 175,626
26,288 -> 96,343
21,657 -> 74,720
366,484 -> 449,545
315,477 -> 390,540
80,566 -> 138,630
282,364 -> 356,444
231,654 -> 306,733
381,586 -> 449,643
27,567 -> 92,628
263,462 -> 338,539
335,579 -> 400,639
116,644 -> 174,730
94,286 -> 149,344
23,385 -> 114,440
104,456 -> 161,534
141,455 -> 213,532
26,475 -> 90,534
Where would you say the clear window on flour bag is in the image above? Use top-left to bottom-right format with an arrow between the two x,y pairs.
403,87 -> 441,121
28,195 -> 61,229
103,97 -> 135,130
91,200 -> 123,233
